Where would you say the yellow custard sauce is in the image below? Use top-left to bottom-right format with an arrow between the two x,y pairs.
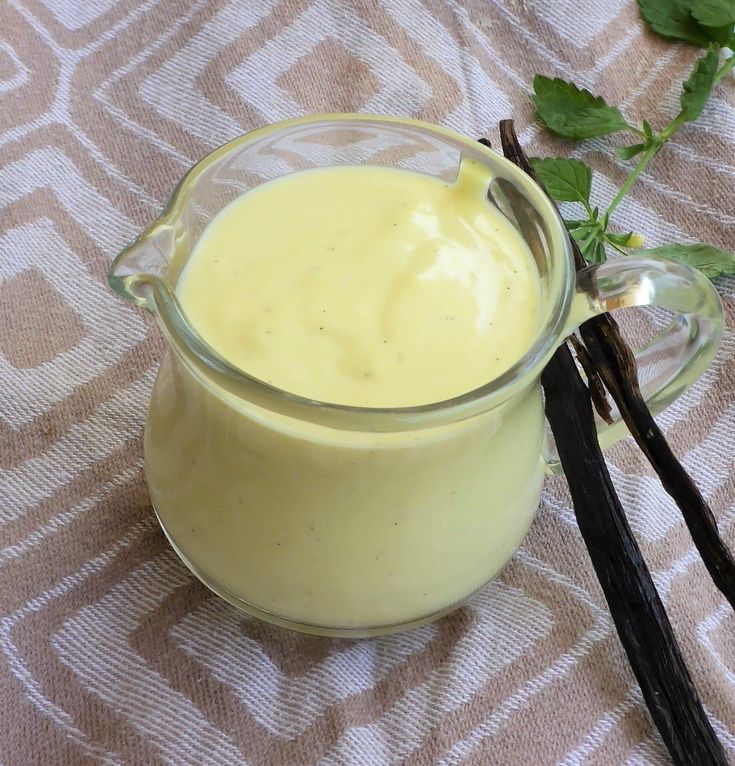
145,161 -> 546,631
178,162 -> 540,406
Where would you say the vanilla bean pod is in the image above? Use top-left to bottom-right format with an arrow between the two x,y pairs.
580,316 -> 735,611
497,120 -> 735,612
497,120 -> 727,765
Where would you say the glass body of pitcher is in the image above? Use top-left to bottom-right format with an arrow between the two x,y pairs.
110,115 -> 723,637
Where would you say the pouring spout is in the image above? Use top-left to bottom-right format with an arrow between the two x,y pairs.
108,224 -> 177,311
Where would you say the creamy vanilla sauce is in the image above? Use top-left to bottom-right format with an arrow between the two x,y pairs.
145,161 -> 545,629
177,162 -> 540,406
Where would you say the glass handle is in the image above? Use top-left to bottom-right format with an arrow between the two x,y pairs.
544,256 -> 724,475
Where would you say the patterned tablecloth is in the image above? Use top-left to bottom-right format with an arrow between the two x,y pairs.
1,0 -> 734,763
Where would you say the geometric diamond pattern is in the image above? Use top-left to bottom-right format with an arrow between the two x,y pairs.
1,0 -> 734,764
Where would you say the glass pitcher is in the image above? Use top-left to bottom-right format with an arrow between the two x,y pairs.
109,115 -> 723,637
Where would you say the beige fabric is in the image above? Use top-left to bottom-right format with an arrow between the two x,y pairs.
1,0 -> 734,763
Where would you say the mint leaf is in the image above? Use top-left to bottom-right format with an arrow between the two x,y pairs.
533,76 -> 632,139
640,243 -> 735,279
618,142 -> 648,160
692,0 -> 735,27
583,237 -> 607,264
637,0 -> 722,46
681,48 -> 720,121
570,226 -> 607,263
606,231 -> 636,246
530,157 -> 592,203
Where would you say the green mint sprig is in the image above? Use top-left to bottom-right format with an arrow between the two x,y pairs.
530,0 -> 735,278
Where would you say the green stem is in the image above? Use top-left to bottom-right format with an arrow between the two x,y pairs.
714,53 -> 735,85
607,240 -> 630,256
659,110 -> 688,142
606,52 -> 734,218
606,141 -> 660,216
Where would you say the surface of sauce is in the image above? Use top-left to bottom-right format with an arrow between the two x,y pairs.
177,162 -> 540,406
